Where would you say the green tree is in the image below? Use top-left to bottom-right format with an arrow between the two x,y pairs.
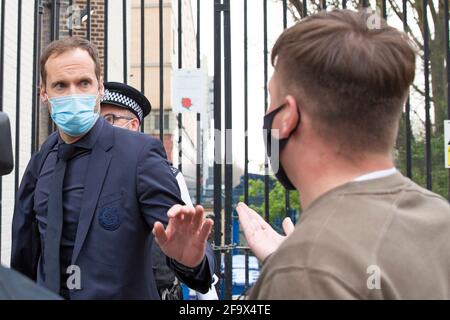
239,178 -> 302,224
396,133 -> 449,199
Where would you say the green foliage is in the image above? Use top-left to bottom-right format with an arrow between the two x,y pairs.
396,121 -> 449,200
239,177 -> 302,223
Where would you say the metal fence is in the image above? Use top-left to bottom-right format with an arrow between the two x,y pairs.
0,0 -> 449,300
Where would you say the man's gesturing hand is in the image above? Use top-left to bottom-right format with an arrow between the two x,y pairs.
237,202 -> 295,262
153,205 -> 213,268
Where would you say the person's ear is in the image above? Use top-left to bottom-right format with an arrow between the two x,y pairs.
279,95 -> 300,139
131,119 -> 141,132
99,77 -> 105,97
40,85 -> 51,110
40,85 -> 47,101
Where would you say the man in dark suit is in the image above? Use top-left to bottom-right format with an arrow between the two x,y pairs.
11,37 -> 215,300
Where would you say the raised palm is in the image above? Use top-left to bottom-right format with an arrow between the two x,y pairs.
237,202 -> 294,262
153,204 -> 213,268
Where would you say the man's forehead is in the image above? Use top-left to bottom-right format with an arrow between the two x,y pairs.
46,49 -> 96,75
47,48 -> 93,63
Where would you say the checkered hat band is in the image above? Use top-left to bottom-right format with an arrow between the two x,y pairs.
102,89 -> 143,121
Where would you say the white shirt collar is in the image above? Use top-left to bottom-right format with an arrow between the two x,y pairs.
353,168 -> 398,182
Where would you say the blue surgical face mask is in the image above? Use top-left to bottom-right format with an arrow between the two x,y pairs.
48,94 -> 100,137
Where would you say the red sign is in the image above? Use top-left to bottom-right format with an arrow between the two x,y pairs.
182,97 -> 192,109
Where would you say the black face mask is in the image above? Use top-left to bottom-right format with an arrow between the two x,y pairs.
263,104 -> 299,190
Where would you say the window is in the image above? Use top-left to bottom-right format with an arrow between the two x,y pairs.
154,114 -> 170,131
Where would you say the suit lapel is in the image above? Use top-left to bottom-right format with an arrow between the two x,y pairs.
71,122 -> 114,265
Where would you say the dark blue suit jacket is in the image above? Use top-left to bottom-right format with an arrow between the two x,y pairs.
11,118 -> 215,299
